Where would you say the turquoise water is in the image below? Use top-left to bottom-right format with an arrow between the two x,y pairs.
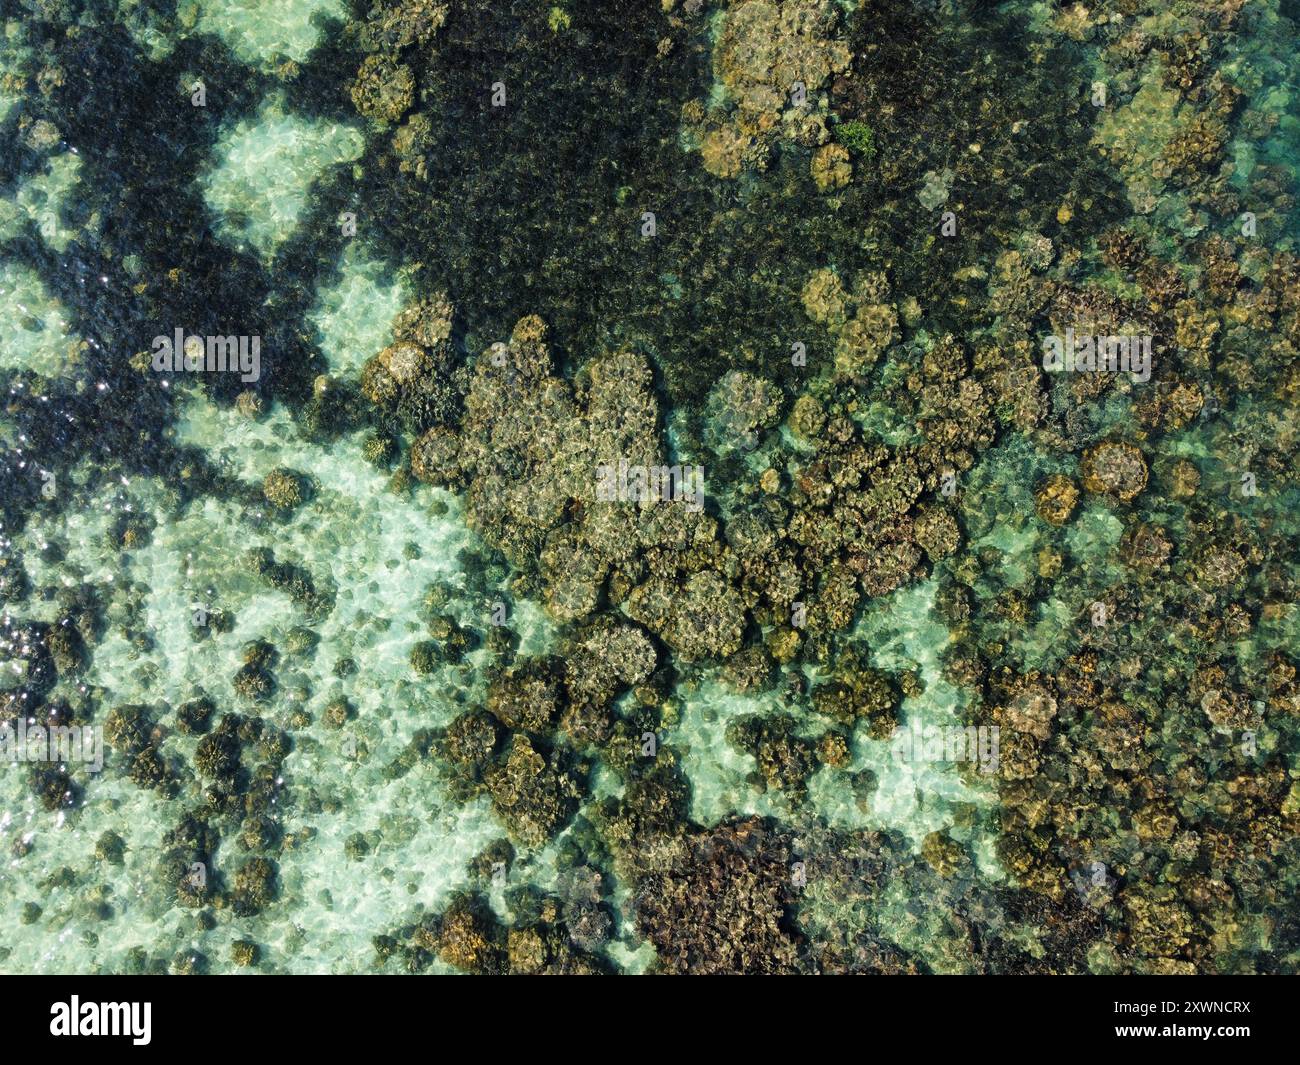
1,0 -> 1299,975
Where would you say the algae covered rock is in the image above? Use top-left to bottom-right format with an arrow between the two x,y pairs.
350,54 -> 415,124
262,467 -> 305,511
811,142 -> 851,190
696,0 -> 852,181
626,570 -> 746,662
1034,473 -> 1080,526
1080,441 -> 1148,502
635,818 -> 803,974
485,735 -> 583,847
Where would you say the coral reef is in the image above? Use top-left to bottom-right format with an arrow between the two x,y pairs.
2,0 -> 1298,981
688,0 -> 851,183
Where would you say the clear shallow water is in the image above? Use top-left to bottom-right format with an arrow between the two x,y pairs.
2,0 -> 1299,975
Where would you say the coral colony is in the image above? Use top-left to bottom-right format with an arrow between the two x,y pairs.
0,0 -> 1297,982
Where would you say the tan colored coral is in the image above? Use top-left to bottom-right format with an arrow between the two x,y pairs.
392,292 -> 453,348
361,342 -> 430,408
350,54 -> 415,124
811,142 -> 851,190
1080,441 -> 1148,502
1034,473 -> 1080,526
262,468 -> 304,510
834,302 -> 897,376
693,0 -> 852,179
701,125 -> 751,179
410,426 -> 461,485
1169,458 -> 1200,498
800,268 -> 848,328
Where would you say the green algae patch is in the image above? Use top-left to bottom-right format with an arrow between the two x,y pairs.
202,101 -> 363,259
961,434 -> 1065,589
0,18 -> 33,123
